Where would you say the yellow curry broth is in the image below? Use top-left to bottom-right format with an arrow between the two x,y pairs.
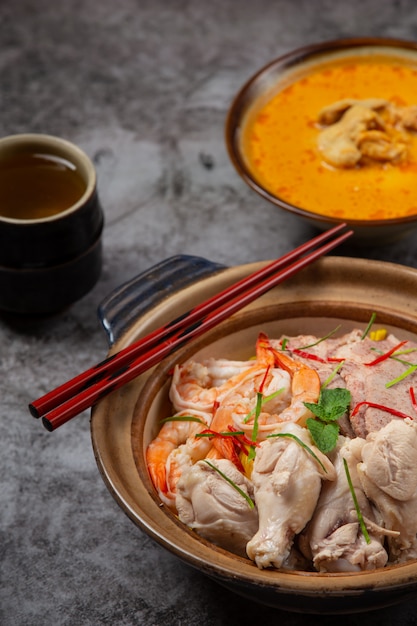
242,55 -> 417,221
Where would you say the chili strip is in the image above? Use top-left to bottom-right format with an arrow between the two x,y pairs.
365,340 -> 407,366
291,349 -> 328,363
410,387 -> 417,413
351,400 -> 412,420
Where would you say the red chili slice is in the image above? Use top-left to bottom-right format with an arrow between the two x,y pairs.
258,365 -> 271,393
410,387 -> 417,413
365,340 -> 407,366
351,400 -> 412,420
291,348 -> 328,363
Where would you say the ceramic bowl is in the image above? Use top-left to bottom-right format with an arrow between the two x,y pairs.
91,254 -> 417,615
0,134 -> 104,315
225,37 -> 417,244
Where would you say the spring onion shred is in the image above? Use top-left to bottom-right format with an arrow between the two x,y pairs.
247,392 -> 263,461
299,325 -> 341,349
386,364 -> 417,388
322,360 -> 345,389
243,388 -> 285,423
361,312 -> 377,340
159,415 -> 206,424
343,457 -> 371,544
204,460 -> 255,509
195,430 -> 246,438
267,432 -> 327,474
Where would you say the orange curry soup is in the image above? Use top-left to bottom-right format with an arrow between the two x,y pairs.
241,54 -> 417,221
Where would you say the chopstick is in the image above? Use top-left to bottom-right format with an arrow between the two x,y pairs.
29,223 -> 353,431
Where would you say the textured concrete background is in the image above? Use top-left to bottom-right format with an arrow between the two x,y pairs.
2,1 -> 417,624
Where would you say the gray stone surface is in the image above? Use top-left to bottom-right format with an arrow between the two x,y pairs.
2,1 -> 417,624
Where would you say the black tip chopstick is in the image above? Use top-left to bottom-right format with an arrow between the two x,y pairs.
29,223 -> 352,431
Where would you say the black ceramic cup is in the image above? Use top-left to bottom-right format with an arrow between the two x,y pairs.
0,134 -> 104,315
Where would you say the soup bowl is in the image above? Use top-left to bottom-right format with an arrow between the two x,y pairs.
225,37 -> 417,244
91,254 -> 417,614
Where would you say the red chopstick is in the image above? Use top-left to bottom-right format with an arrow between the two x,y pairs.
29,222 -> 348,419
29,223 -> 352,431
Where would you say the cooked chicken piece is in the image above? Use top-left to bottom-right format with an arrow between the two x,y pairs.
317,98 -> 413,167
300,437 -> 388,572
358,419 -> 417,563
246,423 -> 335,569
358,129 -> 408,161
175,458 -> 258,558
318,104 -> 386,167
389,103 -> 417,131
318,98 -> 388,125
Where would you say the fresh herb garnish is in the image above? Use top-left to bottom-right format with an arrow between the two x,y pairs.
243,388 -> 285,423
385,364 -> 417,388
266,432 -> 328,473
361,312 -> 377,339
304,387 -> 351,453
322,360 -> 345,389
195,430 -> 246,438
343,458 -> 371,544
298,325 -> 341,349
248,392 -> 263,461
204,460 -> 255,509
159,415 -> 206,424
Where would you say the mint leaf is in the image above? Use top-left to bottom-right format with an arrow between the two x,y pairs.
304,388 -> 351,423
304,388 -> 351,453
306,418 -> 339,453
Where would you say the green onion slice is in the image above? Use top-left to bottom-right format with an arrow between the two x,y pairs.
361,312 -> 377,340
248,392 -> 263,461
322,360 -> 345,389
159,415 -> 207,425
343,457 -> 371,544
267,432 -> 328,474
243,388 -> 285,423
204,460 -> 255,509
386,364 -> 417,388
299,325 -> 341,349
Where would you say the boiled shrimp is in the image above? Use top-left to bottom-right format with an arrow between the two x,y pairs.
169,357 -> 256,414
146,409 -> 213,507
148,347 -> 273,505
257,332 -> 321,426
147,332 -> 320,506
213,366 -> 292,440
272,349 -> 321,425
169,332 -> 281,415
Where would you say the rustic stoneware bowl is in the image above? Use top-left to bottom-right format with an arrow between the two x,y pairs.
0,133 -> 104,315
91,255 -> 417,615
225,37 -> 417,245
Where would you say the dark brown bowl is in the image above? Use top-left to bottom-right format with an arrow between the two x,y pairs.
91,255 -> 417,614
225,37 -> 417,244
